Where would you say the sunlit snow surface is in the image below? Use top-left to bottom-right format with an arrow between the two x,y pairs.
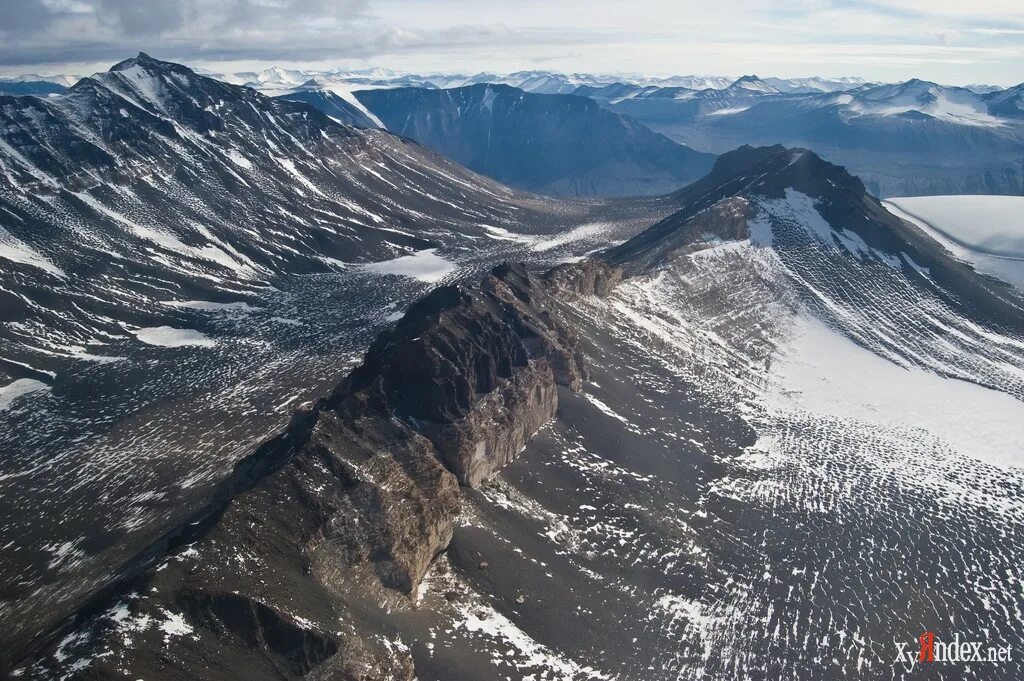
0,225 -> 66,279
884,195 -> 1024,289
361,248 -> 457,283
132,326 -> 216,348
849,82 -> 1006,127
768,314 -> 1024,468
0,378 -> 50,412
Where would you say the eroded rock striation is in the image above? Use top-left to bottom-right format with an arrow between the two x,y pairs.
15,260 -> 621,680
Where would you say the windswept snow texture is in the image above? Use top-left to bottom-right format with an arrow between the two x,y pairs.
553,254 -> 1024,680
531,222 -> 619,252
768,314 -> 1024,468
0,226 -> 65,278
884,195 -> 1024,289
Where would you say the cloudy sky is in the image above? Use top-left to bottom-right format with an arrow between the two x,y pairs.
1,0 -> 1022,85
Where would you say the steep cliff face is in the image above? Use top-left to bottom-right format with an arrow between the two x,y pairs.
544,258 -> 625,298
345,262 -> 607,486
14,261 -> 622,680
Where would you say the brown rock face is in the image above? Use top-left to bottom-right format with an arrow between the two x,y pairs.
427,359 -> 559,487
296,402 -> 461,594
344,262 -> 617,486
545,258 -> 624,298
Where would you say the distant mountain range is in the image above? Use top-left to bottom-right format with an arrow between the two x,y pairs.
0,81 -> 64,97
194,66 -> 877,96
6,64 -> 1022,196
7,65 -> 1008,96
226,66 -> 1022,197
586,76 -> 1024,195
1,67 -> 882,95
352,84 -> 715,197
0,73 -> 78,96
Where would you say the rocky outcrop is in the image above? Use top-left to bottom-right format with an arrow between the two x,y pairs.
602,196 -> 754,273
545,258 -> 624,298
425,363 -> 559,487
14,260 -> 622,680
344,262 -> 615,486
295,402 -> 460,594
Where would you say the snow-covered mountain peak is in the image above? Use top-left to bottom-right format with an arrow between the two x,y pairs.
255,65 -> 307,86
763,75 -> 871,93
108,51 -> 163,72
74,52 -> 227,118
984,82 -> 1024,118
0,73 -> 80,87
849,79 -> 1005,127
727,75 -> 779,93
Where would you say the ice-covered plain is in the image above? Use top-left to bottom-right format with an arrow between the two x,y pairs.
132,326 -> 217,348
884,195 -> 1024,289
361,248 -> 458,283
767,313 -> 1024,469
884,195 -> 1024,257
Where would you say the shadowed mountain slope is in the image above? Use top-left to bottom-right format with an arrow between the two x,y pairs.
355,83 -> 715,197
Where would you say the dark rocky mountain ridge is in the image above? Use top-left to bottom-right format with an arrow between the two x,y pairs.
0,80 -> 67,96
276,86 -> 381,129
608,145 -> 1024,329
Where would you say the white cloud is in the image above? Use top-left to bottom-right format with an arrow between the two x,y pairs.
0,0 -> 1022,85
